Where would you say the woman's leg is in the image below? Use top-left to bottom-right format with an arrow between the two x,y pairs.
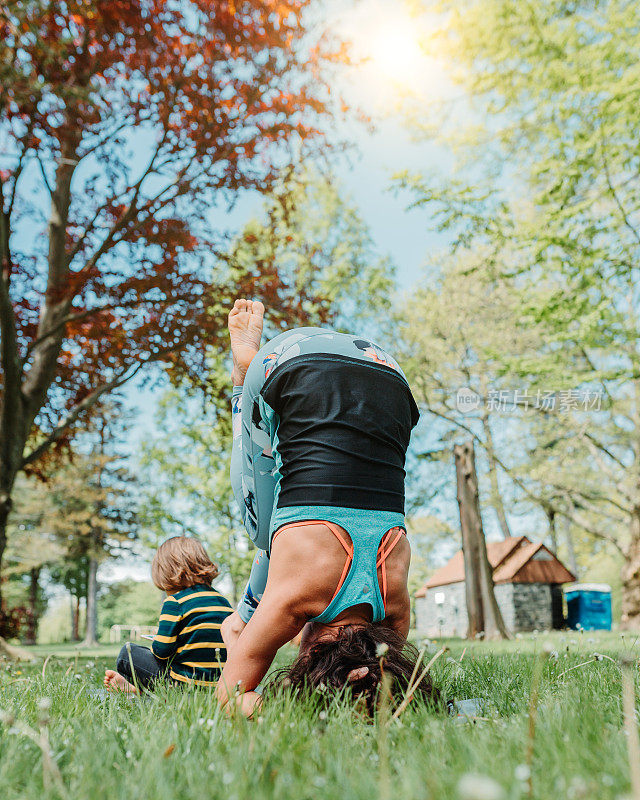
237,548 -> 270,622
228,298 -> 408,621
229,300 -> 323,549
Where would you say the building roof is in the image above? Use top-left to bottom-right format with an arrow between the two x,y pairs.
415,536 -> 576,597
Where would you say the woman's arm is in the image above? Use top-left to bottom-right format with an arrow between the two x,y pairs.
215,585 -> 307,710
221,610 -> 246,653
216,536 -> 320,712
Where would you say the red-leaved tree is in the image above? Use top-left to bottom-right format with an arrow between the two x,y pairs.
0,0 -> 345,605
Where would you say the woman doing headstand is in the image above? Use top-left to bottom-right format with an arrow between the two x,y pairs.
217,299 -> 436,716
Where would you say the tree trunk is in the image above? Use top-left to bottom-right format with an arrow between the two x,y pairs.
0,140 -> 79,620
24,566 -> 40,645
84,557 -> 99,645
0,491 -> 13,611
71,594 -> 80,642
454,440 -> 510,640
622,505 -> 640,629
562,518 -> 579,579
481,415 -> 512,539
545,507 -> 558,554
0,636 -> 31,661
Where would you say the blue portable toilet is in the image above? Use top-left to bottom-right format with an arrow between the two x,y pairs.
565,583 -> 612,631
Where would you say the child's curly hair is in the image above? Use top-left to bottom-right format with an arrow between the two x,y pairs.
151,536 -> 218,594
264,624 -> 440,717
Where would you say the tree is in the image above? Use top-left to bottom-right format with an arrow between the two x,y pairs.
400,0 -> 640,623
397,254 -> 538,541
48,423 -> 138,644
0,0 -> 348,605
220,166 -> 395,332
7,411 -> 139,643
98,580 -> 162,642
140,387 -> 251,604
3,475 -> 62,640
455,440 -> 509,640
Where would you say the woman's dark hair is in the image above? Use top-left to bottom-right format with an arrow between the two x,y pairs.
264,624 -> 440,717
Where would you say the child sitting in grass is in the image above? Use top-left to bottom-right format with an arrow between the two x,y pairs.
104,537 -> 232,693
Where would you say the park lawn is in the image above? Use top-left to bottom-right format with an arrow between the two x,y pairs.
0,631 -> 635,800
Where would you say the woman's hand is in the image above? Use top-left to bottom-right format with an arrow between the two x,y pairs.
235,690 -> 262,718
221,610 -> 247,653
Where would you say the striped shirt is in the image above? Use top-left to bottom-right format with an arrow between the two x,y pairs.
151,584 -> 232,686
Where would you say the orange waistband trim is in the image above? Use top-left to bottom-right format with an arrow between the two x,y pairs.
272,520 -> 405,609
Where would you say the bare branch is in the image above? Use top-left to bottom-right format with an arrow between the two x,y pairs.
20,363 -> 144,468
36,154 -> 53,196
422,403 -> 627,555
599,124 -> 640,248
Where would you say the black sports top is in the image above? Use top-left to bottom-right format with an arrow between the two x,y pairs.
260,353 -> 420,514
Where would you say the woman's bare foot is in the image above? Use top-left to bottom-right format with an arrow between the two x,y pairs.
228,299 -> 264,385
104,669 -> 138,694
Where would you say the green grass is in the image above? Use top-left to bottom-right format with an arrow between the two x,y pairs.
0,631 -> 636,799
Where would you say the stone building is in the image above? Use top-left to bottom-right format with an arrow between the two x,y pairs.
414,536 -> 576,637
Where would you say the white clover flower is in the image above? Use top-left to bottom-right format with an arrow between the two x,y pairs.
0,710 -> 15,726
376,643 -> 389,658
457,773 -> 506,800
567,775 -> 588,798
37,697 -> 52,713
318,711 -> 327,721
514,764 -> 530,782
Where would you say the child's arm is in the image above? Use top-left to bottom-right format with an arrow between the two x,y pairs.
151,596 -> 181,660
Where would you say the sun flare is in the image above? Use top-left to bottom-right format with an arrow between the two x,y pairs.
337,2 -> 448,104
365,19 -> 425,87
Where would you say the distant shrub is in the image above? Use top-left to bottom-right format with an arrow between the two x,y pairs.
0,605 -> 35,640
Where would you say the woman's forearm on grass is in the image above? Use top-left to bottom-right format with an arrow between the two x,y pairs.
216,595 -> 306,706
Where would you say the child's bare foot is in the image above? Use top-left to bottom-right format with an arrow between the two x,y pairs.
104,669 -> 138,694
228,299 -> 264,385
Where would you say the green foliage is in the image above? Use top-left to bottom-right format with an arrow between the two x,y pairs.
97,581 -> 163,641
0,633 -> 635,799
139,389 -> 251,605
219,166 -> 396,335
396,1 -> 640,602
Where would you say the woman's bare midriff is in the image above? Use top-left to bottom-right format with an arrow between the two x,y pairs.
270,521 -> 411,627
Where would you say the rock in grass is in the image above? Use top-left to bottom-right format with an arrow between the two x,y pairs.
0,636 -> 32,662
